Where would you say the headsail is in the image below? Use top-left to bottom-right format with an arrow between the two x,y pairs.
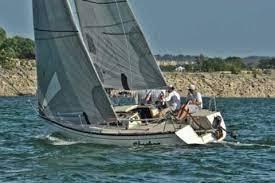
74,0 -> 167,90
33,0 -> 117,124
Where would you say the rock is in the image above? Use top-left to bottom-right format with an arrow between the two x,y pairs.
0,59 -> 36,96
165,71 -> 275,98
1,60 -> 275,98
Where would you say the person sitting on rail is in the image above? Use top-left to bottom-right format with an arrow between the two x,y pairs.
176,84 -> 203,120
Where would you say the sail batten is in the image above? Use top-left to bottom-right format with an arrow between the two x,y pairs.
75,0 -> 167,90
33,0 -> 117,125
84,19 -> 135,29
35,34 -> 78,41
34,28 -> 79,33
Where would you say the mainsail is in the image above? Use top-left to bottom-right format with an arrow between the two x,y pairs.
74,0 -> 167,90
33,0 -> 117,124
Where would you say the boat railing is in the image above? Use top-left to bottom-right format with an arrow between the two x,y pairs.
208,96 -> 217,111
118,117 -> 163,123
56,112 -> 91,126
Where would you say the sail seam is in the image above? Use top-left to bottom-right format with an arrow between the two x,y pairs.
36,34 -> 77,41
82,0 -> 126,5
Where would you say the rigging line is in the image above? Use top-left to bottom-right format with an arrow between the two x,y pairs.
92,8 -> 100,74
99,24 -> 130,52
92,31 -> 132,70
90,56 -> 128,77
83,0 -> 127,5
27,99 -> 39,115
87,17 -> 128,75
83,30 -> 141,78
114,0 -> 133,89
95,34 -> 155,78
101,32 -> 132,61
93,39 -> 141,76
94,57 -> 138,77
97,42 -> 155,80
87,35 -> 122,74
73,0 -> 102,73
95,48 -> 143,78
95,39 -> 130,67
86,25 -> 134,64
98,28 -> 152,78
127,1 -> 166,85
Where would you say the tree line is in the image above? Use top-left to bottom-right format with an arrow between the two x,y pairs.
0,27 -> 35,69
158,54 -> 275,73
257,58 -> 275,69
155,54 -> 196,61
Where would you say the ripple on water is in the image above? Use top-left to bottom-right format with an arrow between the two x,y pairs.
0,97 -> 275,182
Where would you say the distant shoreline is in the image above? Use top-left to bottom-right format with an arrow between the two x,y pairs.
1,96 -> 274,99
0,60 -> 275,98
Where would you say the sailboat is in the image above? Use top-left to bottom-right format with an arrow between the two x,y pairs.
32,0 -> 227,146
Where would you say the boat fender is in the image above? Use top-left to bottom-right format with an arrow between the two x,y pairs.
212,116 -> 222,129
212,116 -> 224,139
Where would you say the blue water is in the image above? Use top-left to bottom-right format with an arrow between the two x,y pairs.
0,97 -> 274,182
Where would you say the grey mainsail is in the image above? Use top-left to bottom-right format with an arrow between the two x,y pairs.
33,0 -> 117,125
74,0 -> 167,90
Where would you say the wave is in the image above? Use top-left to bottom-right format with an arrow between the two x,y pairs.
220,140 -> 274,148
34,134 -> 82,146
45,135 -> 82,146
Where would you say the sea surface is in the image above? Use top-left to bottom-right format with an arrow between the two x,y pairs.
0,97 -> 274,183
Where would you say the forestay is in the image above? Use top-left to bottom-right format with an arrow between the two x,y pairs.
33,0 -> 117,125
74,0 -> 167,90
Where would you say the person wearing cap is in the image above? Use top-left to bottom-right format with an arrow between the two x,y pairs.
176,84 -> 203,120
159,85 -> 181,116
186,84 -> 203,109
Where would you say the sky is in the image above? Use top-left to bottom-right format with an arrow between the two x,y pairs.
0,0 -> 275,57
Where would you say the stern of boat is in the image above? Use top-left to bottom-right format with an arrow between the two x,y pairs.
176,110 -> 227,144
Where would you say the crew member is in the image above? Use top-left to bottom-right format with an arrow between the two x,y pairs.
177,84 -> 203,120
159,85 -> 181,116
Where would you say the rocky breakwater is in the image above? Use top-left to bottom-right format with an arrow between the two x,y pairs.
1,60 -> 275,98
164,71 -> 275,98
0,59 -> 36,96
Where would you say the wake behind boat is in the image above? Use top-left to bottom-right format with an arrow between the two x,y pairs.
32,0 -> 227,146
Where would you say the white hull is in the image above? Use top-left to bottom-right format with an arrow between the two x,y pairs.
44,120 -> 183,146
43,110 -> 227,146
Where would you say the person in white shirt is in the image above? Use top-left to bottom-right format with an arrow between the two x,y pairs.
177,84 -> 203,120
159,85 -> 181,117
164,86 -> 181,111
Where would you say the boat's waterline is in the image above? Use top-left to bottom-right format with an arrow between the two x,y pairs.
42,117 -> 227,147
